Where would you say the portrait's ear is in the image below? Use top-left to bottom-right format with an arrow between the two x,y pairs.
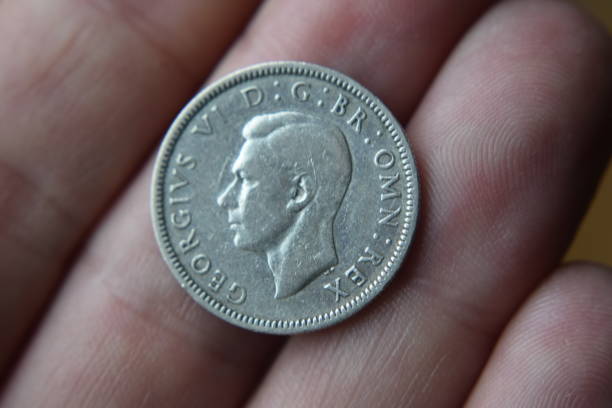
287,174 -> 314,212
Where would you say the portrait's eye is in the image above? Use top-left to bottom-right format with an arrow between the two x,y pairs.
237,170 -> 255,185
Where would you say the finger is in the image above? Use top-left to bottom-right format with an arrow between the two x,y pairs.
2,169 -> 286,408
1,0 -> 498,406
0,0 -> 260,374
466,262 -> 612,407
245,1 -> 612,407
213,0 -> 494,120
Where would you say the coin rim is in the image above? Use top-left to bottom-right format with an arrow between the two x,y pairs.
151,61 -> 420,334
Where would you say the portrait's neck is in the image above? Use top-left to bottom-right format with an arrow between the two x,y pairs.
267,213 -> 337,299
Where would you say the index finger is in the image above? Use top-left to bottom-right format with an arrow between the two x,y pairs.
0,0 -> 260,375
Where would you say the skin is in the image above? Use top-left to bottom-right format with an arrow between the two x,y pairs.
0,0 -> 611,407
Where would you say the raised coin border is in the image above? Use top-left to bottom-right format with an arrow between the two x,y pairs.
151,61 -> 419,334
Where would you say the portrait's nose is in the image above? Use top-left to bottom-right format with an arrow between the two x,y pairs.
217,178 -> 237,208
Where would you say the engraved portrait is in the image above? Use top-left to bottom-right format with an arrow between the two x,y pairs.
217,111 -> 352,299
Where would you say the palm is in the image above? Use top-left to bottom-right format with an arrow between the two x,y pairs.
1,0 -> 611,407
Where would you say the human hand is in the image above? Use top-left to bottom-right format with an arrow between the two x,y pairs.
1,0 -> 611,406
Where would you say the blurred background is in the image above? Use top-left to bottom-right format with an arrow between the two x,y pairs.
565,0 -> 611,265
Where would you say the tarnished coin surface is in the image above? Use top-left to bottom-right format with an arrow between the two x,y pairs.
151,61 -> 419,334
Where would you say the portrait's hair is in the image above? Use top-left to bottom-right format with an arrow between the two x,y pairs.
242,112 -> 352,217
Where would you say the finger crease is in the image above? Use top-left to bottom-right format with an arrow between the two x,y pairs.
0,156 -> 79,258
409,275 -> 501,341
81,0 -> 197,83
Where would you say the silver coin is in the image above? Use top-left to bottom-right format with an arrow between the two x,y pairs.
151,61 -> 419,334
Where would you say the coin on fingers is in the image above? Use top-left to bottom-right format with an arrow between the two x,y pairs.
152,61 -> 419,334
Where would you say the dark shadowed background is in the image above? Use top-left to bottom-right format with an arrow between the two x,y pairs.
565,0 -> 611,265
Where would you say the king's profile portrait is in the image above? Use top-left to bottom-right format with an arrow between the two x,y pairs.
217,111 -> 352,298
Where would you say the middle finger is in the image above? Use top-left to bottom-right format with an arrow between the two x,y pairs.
247,1 -> 612,407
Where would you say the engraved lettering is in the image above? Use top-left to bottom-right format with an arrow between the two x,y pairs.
374,149 -> 395,169
211,105 -> 227,123
191,113 -> 213,136
380,173 -> 401,201
291,82 -> 311,101
179,228 -> 200,254
344,265 -> 367,287
330,93 -> 349,116
176,153 -> 196,169
347,107 -> 367,133
170,209 -> 191,229
324,277 -> 349,302
241,86 -> 264,107
227,282 -> 247,305
358,246 -> 384,266
169,168 -> 189,193
378,207 -> 401,227
191,254 -> 211,274
168,196 -> 191,205
208,269 -> 227,293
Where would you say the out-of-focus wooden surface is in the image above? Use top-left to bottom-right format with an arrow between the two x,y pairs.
564,0 -> 611,265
